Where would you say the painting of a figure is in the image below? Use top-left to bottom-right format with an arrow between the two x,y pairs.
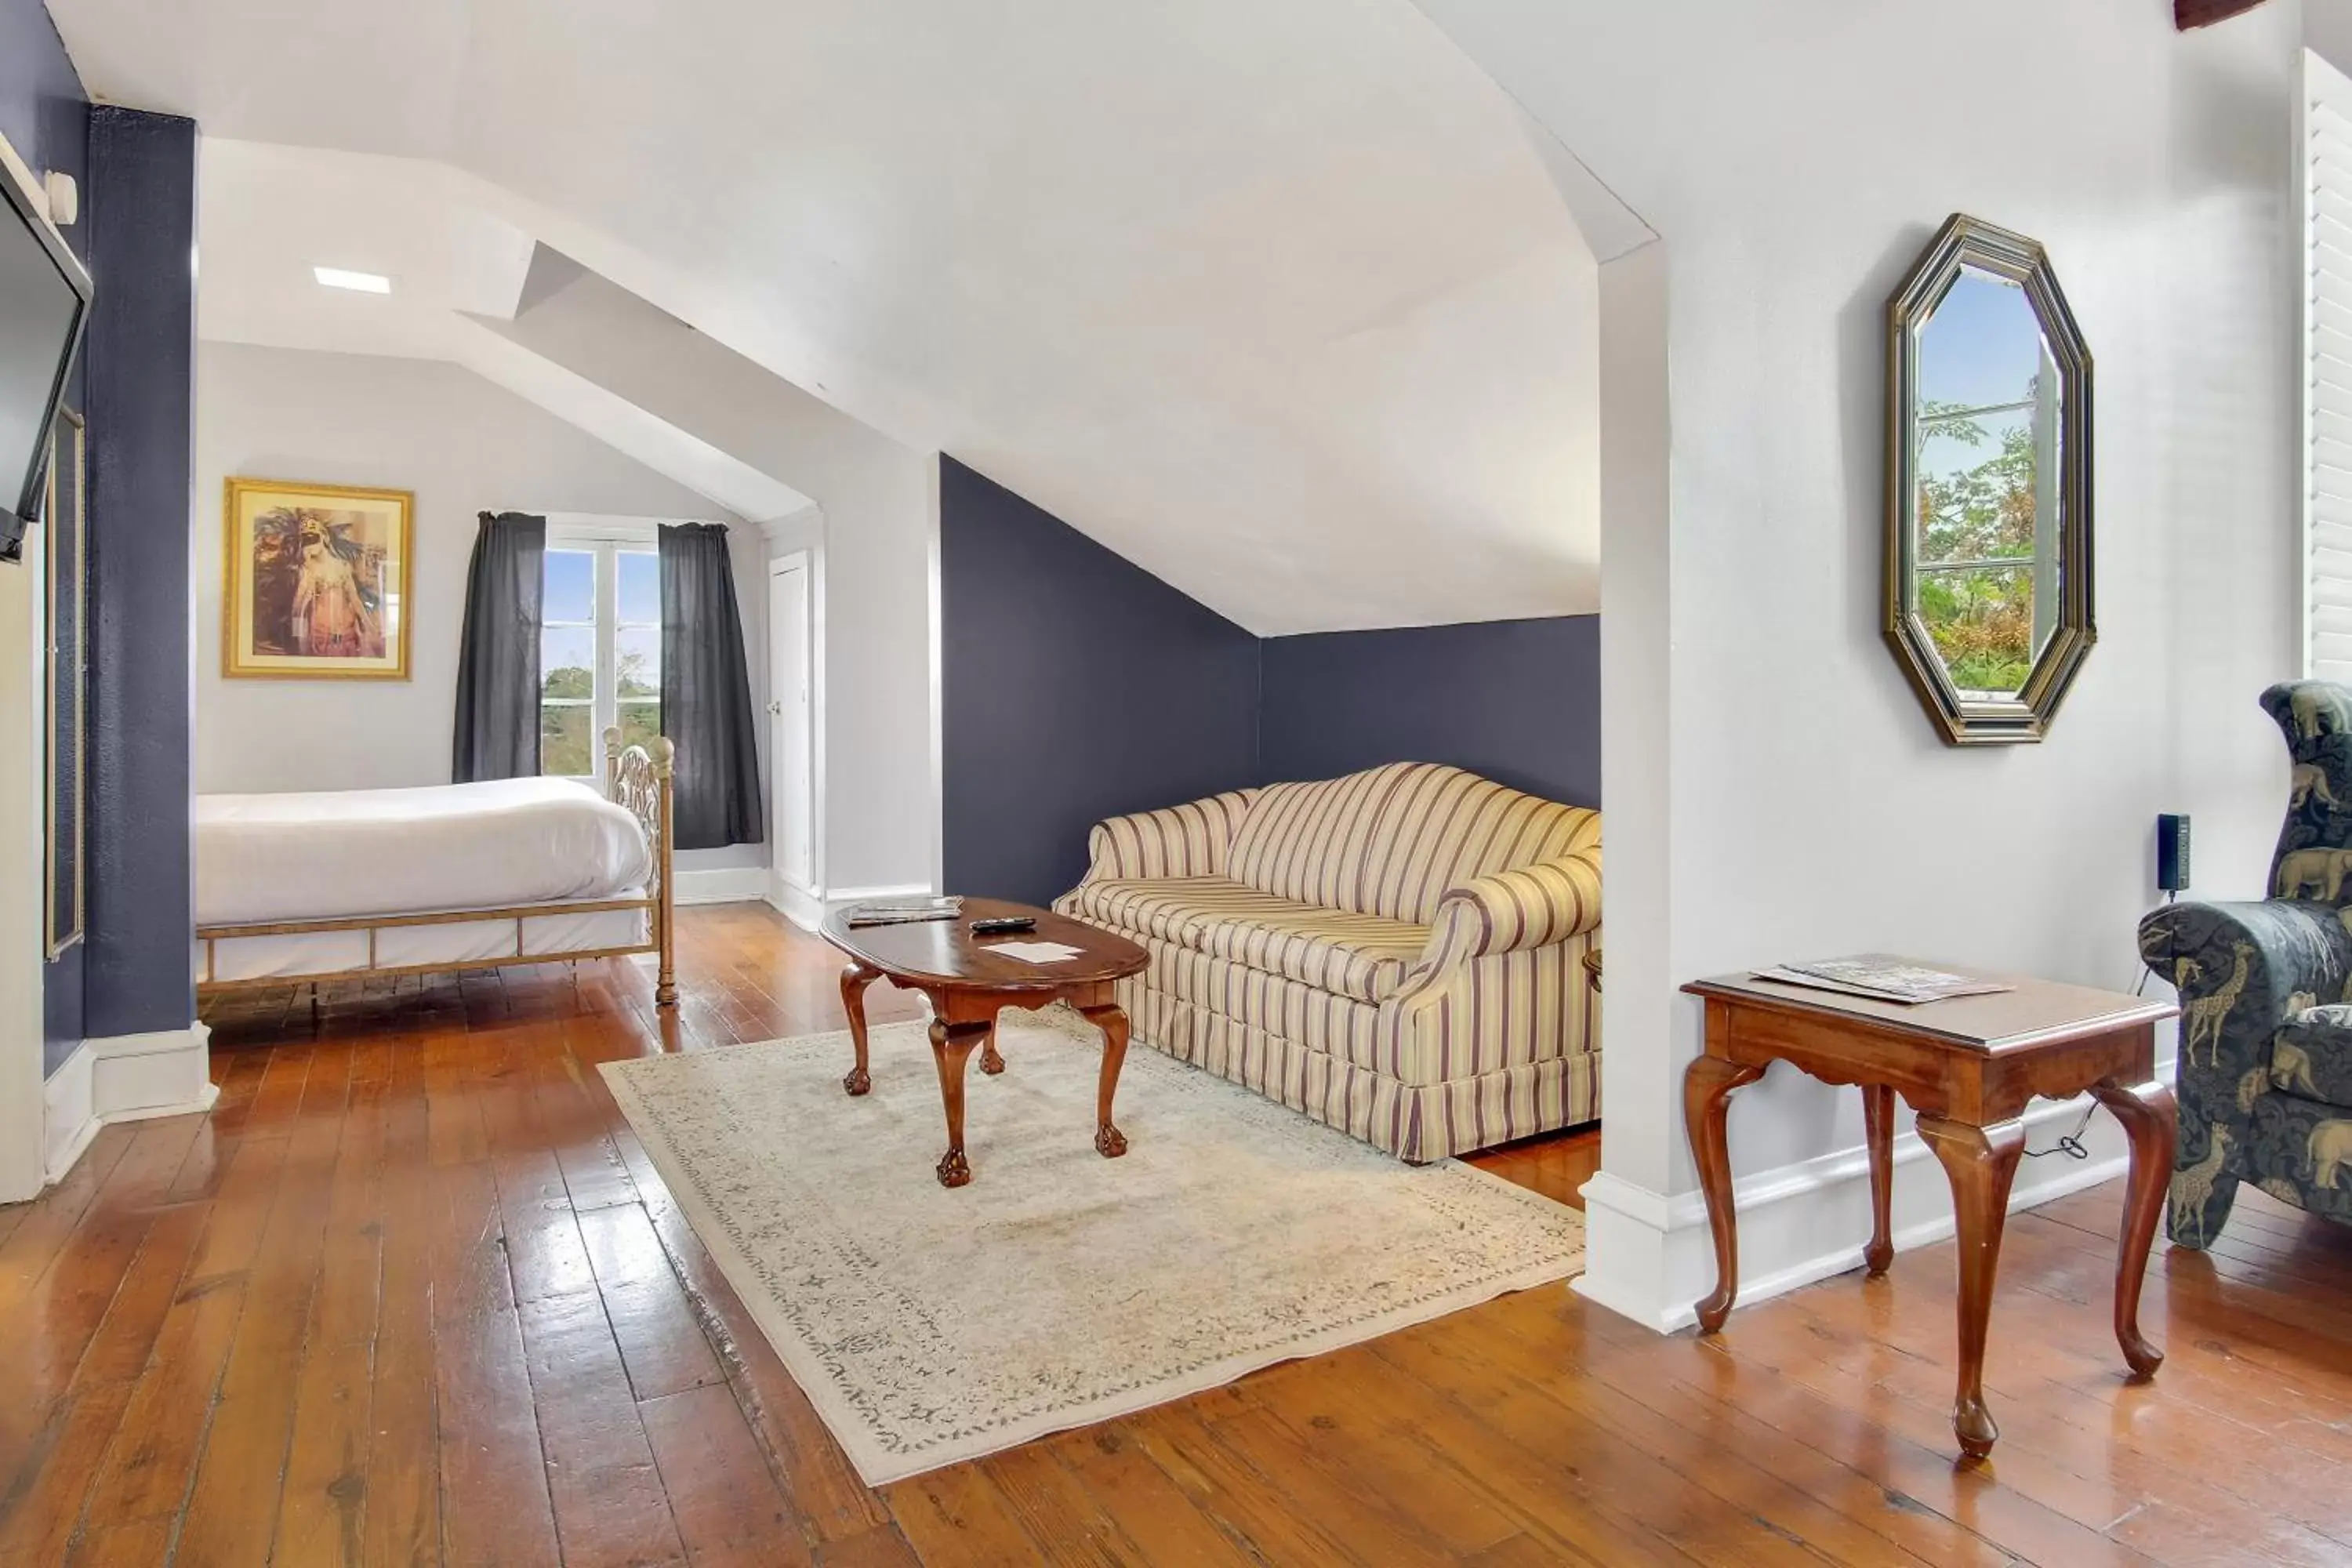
224,479 -> 412,679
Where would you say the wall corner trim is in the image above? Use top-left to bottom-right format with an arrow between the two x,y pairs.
1572,1062 -> 2174,1335
42,1022 -> 217,1184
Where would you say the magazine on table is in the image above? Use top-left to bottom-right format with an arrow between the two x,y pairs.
1751,955 -> 2012,1006
842,895 -> 965,927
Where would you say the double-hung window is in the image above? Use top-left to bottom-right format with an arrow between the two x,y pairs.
541,524 -> 662,779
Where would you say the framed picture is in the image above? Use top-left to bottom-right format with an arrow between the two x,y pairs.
223,477 -> 412,680
45,408 -> 84,959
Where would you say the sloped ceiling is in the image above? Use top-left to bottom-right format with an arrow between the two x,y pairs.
53,0 -> 1609,633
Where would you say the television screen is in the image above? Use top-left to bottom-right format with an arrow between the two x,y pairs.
0,165 -> 92,563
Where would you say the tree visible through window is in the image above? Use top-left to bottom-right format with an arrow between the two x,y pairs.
540,541 -> 661,778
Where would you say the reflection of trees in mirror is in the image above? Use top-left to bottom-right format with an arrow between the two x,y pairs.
1918,568 -> 2033,694
1915,396 -> 2038,695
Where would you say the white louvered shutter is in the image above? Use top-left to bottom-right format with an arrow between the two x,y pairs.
2303,48 -> 2352,683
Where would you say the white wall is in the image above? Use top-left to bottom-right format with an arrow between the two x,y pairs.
478,266 -> 939,896
1415,0 -> 2305,1326
194,342 -> 768,877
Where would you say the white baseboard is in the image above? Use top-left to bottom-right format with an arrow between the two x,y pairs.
1573,1064 -> 2173,1334
673,866 -> 771,906
44,1022 -> 219,1185
768,877 -> 826,932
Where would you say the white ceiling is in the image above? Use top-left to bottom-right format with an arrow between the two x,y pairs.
53,0 -> 1607,633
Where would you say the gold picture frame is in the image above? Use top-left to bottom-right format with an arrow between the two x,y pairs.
223,477 -> 413,680
45,408 -> 85,959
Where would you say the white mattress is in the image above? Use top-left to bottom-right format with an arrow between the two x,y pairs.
195,777 -> 654,927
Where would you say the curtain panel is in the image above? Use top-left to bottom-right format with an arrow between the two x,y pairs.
659,522 -> 764,849
452,511 -> 546,782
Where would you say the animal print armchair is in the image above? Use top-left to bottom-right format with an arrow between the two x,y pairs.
2138,681 -> 2352,1246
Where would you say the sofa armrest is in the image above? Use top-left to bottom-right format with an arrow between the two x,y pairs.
2139,898 -> 2352,1127
1403,848 -> 1603,992
1073,789 -> 1259,886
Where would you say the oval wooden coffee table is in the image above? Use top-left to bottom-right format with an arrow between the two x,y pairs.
822,898 -> 1149,1188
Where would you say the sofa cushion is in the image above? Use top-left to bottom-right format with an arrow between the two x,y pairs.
2272,1004 -> 2352,1108
1062,876 -> 1428,1003
1226,760 -> 1600,924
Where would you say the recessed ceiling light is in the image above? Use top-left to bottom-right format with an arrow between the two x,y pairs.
314,266 -> 391,294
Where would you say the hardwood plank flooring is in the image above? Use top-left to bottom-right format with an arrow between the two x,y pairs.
2,902 -> 2345,1564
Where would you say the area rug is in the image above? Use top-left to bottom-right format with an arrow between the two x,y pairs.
600,1007 -> 1584,1484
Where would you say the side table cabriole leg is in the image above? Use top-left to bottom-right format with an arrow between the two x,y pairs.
978,1024 -> 1006,1076
839,961 -> 881,1095
1685,1054 -> 1766,1333
1917,1115 -> 2027,1459
1862,1084 -> 1897,1276
1078,1003 -> 1132,1158
929,1018 -> 989,1187
2089,1077 -> 2177,1377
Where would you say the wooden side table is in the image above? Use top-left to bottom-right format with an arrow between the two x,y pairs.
1681,965 -> 2177,1459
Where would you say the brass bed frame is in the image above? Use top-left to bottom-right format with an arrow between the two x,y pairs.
195,729 -> 679,1008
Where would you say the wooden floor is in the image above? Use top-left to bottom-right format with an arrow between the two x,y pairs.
5,906 -> 2350,1566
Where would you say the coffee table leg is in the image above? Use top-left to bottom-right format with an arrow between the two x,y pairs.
839,961 -> 880,1096
978,1025 -> 1006,1076
2089,1077 -> 2176,1378
1918,1115 -> 2026,1460
1686,1054 -> 1765,1333
930,1019 -> 987,1187
1079,1003 -> 1131,1158
1863,1084 -> 1896,1277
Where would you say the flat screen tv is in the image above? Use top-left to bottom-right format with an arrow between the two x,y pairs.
0,162 -> 92,564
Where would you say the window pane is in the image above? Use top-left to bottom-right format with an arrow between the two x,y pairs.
616,625 -> 660,699
616,699 -> 662,756
1915,564 -> 2034,697
545,549 -> 594,623
619,550 -> 661,626
541,702 -> 594,777
1915,406 -> 2035,567
543,626 -> 593,699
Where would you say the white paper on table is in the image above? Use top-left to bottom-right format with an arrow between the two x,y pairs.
982,941 -> 1084,964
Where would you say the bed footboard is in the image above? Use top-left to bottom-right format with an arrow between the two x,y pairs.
606,728 -> 679,1008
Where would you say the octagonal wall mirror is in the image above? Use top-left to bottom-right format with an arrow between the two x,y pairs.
1886,214 -> 2093,745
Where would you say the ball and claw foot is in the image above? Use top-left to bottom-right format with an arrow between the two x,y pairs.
980,1043 -> 1006,1076
935,1147 -> 971,1188
843,1067 -> 870,1097
1094,1123 -> 1127,1160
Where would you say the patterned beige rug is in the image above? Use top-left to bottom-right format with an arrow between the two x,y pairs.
601,1006 -> 1584,1484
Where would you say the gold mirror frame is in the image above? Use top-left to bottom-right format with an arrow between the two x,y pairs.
1885,214 -> 2095,746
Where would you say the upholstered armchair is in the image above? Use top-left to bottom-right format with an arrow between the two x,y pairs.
2137,681 -> 2352,1246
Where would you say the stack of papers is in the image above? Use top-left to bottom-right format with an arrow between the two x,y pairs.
843,895 -> 964,927
982,941 -> 1084,966
1752,956 -> 2012,1006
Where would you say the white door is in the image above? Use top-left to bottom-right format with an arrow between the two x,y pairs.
768,558 -> 813,894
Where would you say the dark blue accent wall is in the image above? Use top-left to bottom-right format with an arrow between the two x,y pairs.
940,457 -> 1261,908
938,459 -> 1604,909
5,0 -> 92,1072
0,0 -> 85,236
81,107 -> 196,1047
1260,617 -> 1600,808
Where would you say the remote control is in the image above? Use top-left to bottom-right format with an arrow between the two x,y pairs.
971,916 -> 1037,935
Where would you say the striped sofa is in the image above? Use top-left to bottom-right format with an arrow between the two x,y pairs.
1053,762 -> 1601,1161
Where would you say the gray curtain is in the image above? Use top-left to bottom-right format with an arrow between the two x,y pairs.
452,511 -> 546,782
659,522 -> 763,848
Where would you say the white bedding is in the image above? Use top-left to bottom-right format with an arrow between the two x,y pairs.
196,777 -> 654,927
